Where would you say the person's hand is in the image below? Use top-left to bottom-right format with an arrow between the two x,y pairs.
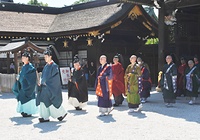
127,73 -> 131,77
16,75 -> 19,81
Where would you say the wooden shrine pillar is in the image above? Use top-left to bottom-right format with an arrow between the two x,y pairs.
6,52 -> 10,74
158,1 -> 166,72
14,52 -> 18,74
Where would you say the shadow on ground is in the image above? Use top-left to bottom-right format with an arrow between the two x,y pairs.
141,91 -> 200,124
67,109 -> 88,116
0,93 -> 15,99
96,114 -> 116,123
33,121 -> 66,133
10,116 -> 37,125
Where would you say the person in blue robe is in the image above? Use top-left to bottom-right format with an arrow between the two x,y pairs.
68,55 -> 88,110
95,55 -> 113,116
36,46 -> 67,123
12,51 -> 38,117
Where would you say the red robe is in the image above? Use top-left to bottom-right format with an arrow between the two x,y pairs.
177,63 -> 187,90
112,62 -> 125,96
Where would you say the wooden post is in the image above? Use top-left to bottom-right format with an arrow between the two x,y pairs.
158,1 -> 166,72
6,52 -> 10,74
14,52 -> 18,74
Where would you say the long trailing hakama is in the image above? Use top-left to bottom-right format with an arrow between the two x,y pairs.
124,64 -> 141,108
112,62 -> 125,105
160,62 -> 177,104
12,63 -> 38,115
95,63 -> 112,114
139,66 -> 151,100
36,62 -> 66,120
68,68 -> 88,109
185,66 -> 199,98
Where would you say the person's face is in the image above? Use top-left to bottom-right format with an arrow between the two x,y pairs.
137,58 -> 142,65
100,57 -> 106,65
91,62 -> 94,66
130,56 -> 136,64
22,56 -> 29,64
181,59 -> 185,64
166,56 -> 172,64
188,61 -> 194,68
194,58 -> 198,63
113,57 -> 119,64
44,55 -> 52,63
74,62 -> 80,70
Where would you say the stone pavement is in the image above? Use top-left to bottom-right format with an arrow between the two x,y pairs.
0,88 -> 200,140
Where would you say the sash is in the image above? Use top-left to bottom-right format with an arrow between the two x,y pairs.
163,63 -> 175,90
96,65 -> 112,98
186,66 -> 196,92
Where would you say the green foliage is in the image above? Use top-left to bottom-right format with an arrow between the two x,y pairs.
145,38 -> 159,45
27,0 -> 48,7
73,0 -> 94,4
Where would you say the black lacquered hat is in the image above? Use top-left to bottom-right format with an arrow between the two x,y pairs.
22,50 -> 30,59
73,54 -> 80,63
44,46 -> 52,56
114,53 -> 120,58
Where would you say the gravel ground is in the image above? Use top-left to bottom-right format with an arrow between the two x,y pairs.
0,88 -> 200,140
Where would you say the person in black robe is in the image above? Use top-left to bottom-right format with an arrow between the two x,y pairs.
89,61 -> 96,87
68,55 -> 88,110
160,55 -> 177,107
36,46 -> 67,122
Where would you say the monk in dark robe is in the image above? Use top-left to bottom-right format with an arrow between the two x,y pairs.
12,51 -> 38,117
111,54 -> 125,106
185,60 -> 200,105
36,46 -> 67,123
160,55 -> 177,107
68,55 -> 88,110
95,55 -> 113,116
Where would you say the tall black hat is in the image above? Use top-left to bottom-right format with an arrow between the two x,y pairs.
43,45 -> 53,56
114,53 -> 120,58
73,54 -> 79,63
22,49 -> 30,59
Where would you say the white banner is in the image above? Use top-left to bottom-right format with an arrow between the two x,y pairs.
60,67 -> 71,85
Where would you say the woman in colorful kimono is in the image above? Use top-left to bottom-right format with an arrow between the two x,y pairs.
95,55 -> 113,116
185,60 -> 199,105
68,55 -> 88,110
160,55 -> 177,107
12,51 -> 38,117
36,46 -> 67,123
124,55 -> 142,113
137,57 -> 151,103
111,54 -> 125,106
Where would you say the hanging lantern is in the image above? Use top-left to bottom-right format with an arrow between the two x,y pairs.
63,40 -> 69,48
87,38 -> 93,46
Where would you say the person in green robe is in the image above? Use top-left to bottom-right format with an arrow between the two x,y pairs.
185,60 -> 200,105
124,55 -> 142,113
36,46 -> 67,123
12,51 -> 38,117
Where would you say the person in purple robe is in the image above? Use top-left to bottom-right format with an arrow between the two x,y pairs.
137,57 -> 151,103
95,55 -> 113,117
